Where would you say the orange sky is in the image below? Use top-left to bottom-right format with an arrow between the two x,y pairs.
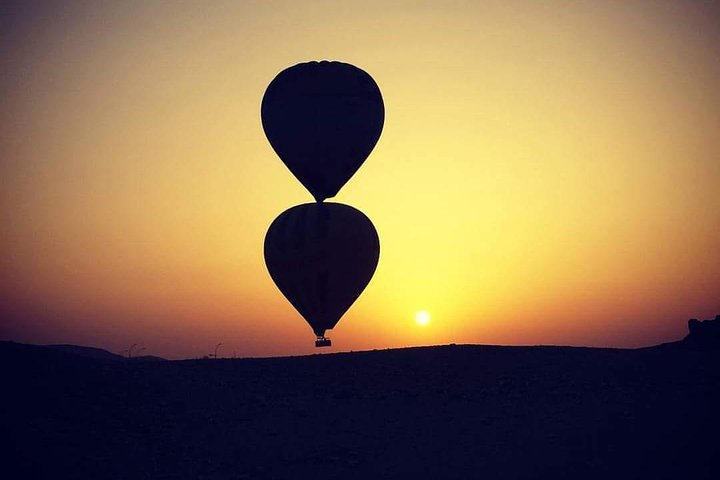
1,1 -> 719,359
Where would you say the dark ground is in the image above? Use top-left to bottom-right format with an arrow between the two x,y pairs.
1,340 -> 718,479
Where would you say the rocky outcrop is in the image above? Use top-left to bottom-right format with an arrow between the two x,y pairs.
684,315 -> 720,349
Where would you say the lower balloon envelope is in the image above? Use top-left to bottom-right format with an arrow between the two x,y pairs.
264,203 -> 380,340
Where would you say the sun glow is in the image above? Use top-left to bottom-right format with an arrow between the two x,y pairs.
415,310 -> 431,327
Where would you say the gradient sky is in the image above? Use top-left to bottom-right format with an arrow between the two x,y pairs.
2,0 -> 719,359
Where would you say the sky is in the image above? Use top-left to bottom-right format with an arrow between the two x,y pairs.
1,0 -> 719,359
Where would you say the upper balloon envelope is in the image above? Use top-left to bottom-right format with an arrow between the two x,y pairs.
264,202 -> 380,338
261,61 -> 384,202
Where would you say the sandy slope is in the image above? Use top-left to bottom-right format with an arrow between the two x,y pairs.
1,341 -> 718,479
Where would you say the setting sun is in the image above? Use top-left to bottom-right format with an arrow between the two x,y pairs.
415,311 -> 431,327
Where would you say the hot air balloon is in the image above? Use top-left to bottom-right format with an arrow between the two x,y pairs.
261,61 -> 384,202
264,203 -> 380,347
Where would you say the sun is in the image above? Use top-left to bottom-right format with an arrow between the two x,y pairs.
415,310 -> 431,326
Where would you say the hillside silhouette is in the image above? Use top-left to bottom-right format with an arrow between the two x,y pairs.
41,344 -> 164,362
2,320 -> 718,479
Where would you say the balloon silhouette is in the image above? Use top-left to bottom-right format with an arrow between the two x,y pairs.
264,203 -> 380,346
261,61 -> 384,202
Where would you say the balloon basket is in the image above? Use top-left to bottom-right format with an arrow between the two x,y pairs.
315,337 -> 332,348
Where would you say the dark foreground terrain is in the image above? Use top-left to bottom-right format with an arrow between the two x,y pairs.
2,340 -> 718,479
